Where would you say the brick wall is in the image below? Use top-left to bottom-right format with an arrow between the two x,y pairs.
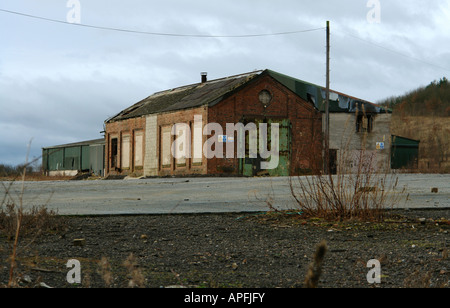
105,116 -> 146,176
105,74 -> 323,177
207,74 -> 323,175
157,106 -> 208,176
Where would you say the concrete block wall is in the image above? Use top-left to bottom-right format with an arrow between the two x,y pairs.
329,112 -> 392,172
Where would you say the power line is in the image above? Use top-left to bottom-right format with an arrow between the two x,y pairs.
338,29 -> 450,73
0,8 -> 325,38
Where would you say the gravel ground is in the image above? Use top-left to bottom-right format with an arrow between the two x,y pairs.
1,209 -> 449,288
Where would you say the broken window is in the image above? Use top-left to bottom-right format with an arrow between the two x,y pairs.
173,123 -> 189,167
356,114 -> 374,133
111,138 -> 118,168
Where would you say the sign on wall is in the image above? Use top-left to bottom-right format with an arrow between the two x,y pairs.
376,142 -> 385,150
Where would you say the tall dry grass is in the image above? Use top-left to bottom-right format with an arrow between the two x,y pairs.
289,150 -> 404,221
304,240 -> 328,288
290,111 -> 406,222
0,143 -> 64,287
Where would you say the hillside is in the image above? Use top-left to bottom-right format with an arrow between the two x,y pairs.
378,77 -> 450,117
390,116 -> 450,172
378,77 -> 450,172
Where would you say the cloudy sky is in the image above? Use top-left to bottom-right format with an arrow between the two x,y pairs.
1,0 -> 449,166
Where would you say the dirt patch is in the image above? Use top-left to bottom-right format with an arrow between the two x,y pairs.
1,209 -> 449,288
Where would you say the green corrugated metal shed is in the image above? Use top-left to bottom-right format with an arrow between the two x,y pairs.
42,139 -> 105,176
391,135 -> 420,169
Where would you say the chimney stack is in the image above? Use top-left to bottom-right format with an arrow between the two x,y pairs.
201,72 -> 207,83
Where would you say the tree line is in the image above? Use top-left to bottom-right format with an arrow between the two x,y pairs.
378,77 -> 450,117
0,163 -> 40,177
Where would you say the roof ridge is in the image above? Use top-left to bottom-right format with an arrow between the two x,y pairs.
152,70 -> 264,95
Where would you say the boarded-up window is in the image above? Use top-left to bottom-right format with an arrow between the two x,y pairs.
134,131 -> 143,167
161,126 -> 172,167
122,134 -> 130,169
173,123 -> 189,166
192,119 -> 203,164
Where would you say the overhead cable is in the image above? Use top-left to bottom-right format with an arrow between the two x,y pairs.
0,8 -> 325,38
338,29 -> 450,72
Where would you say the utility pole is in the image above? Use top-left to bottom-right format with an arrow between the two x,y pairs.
324,20 -> 330,175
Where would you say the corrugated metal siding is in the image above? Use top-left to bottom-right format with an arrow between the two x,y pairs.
89,144 -> 105,176
42,139 -> 105,175
45,147 -> 64,171
64,146 -> 81,170
391,135 -> 420,169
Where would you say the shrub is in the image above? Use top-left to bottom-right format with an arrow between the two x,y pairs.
289,147 -> 406,222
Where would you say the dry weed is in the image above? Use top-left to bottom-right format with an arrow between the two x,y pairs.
304,240 -> 328,288
123,253 -> 145,288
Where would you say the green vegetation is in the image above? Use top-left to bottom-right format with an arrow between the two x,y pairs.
378,77 -> 450,172
378,77 -> 450,117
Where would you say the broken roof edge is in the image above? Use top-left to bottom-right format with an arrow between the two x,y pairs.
266,69 -> 391,114
105,69 -> 390,124
105,70 -> 264,123
154,70 -> 264,96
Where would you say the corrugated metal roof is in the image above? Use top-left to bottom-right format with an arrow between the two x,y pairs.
43,138 -> 105,150
106,69 -> 389,124
267,70 -> 391,114
106,71 -> 262,123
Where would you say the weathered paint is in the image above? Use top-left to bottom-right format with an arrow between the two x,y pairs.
240,119 -> 291,177
328,113 -> 392,172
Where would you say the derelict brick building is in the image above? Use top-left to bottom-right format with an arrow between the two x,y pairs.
104,69 -> 393,177
104,70 -> 323,177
